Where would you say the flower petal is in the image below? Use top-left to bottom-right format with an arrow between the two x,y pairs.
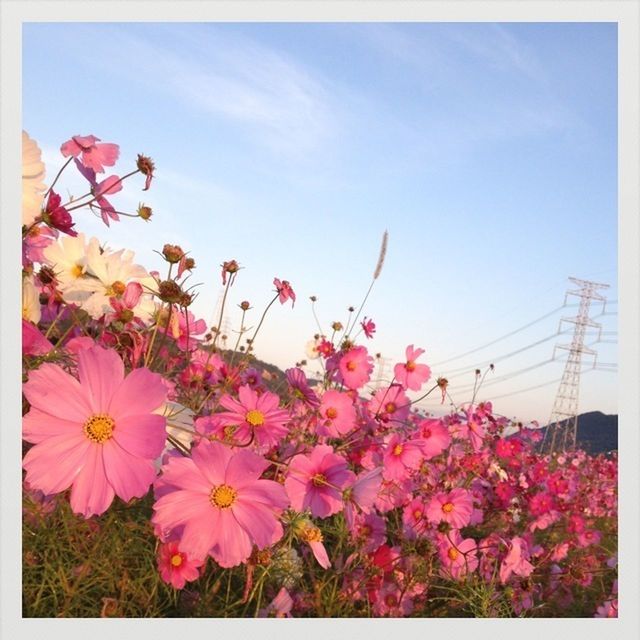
103,440 -> 156,502
108,367 -> 167,420
77,346 -> 124,414
22,407 -> 80,444
69,445 -> 115,517
112,413 -> 167,459
23,362 -> 91,423
23,433 -> 90,494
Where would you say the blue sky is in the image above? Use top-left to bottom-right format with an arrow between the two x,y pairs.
22,22 -> 618,423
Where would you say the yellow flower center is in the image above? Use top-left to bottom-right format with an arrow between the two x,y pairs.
393,444 -> 403,456
71,264 -> 84,279
442,501 -> 454,514
346,361 -> 357,372
210,484 -> 237,509
325,407 -> 338,419
223,424 -> 237,442
105,280 -> 126,297
170,553 -> 183,567
405,360 -> 416,372
301,526 -> 323,543
83,414 -> 115,444
245,409 -> 265,427
448,547 -> 459,561
413,510 -> 423,520
312,473 -> 327,487
384,402 -> 397,413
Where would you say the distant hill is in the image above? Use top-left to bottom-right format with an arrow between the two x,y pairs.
541,411 -> 618,454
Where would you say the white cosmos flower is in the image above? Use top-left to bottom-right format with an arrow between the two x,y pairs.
42,233 -> 93,307
22,275 -> 41,324
305,337 -> 322,360
74,238 -> 156,321
22,131 -> 47,227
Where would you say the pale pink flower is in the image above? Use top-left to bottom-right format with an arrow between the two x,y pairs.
152,440 -> 288,567
285,444 -> 355,518
394,345 -> 431,391
338,345 -> 374,390
61,134 -> 119,173
299,523 -> 331,569
22,345 -> 168,518
73,159 -> 123,226
157,540 -> 205,589
426,488 -> 474,529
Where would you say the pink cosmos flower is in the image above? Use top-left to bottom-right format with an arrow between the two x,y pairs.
274,278 -> 295,306
402,497 -> 429,540
351,511 -> 386,553
393,345 -> 431,391
299,523 -> 331,569
105,282 -> 144,326
317,389 -> 356,437
285,444 -> 355,518
361,317 -> 376,339
152,440 -> 289,567
22,320 -> 53,356
426,488 -> 474,529
382,433 -> 424,482
157,540 -> 205,589
215,385 -> 290,451
499,536 -> 534,583
367,384 -> 410,424
594,599 -> 618,618
438,531 -> 478,579
22,345 -> 168,518
343,466 -> 383,528
73,159 -> 123,226
338,346 -> 374,390
60,134 -> 120,173
286,367 -> 320,408
43,191 -> 77,236
418,418 -> 451,458
260,587 -> 294,617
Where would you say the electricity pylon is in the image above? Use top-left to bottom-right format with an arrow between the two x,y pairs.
541,277 -> 609,454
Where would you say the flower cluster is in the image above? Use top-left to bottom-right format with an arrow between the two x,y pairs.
21,131 -> 618,618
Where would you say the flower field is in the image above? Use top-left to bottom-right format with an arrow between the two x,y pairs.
21,132 -> 618,618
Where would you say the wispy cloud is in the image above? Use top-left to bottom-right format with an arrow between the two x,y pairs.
62,25 -> 338,159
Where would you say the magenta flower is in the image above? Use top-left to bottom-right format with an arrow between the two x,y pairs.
338,345 -> 374,390
60,134 -> 119,173
426,488 -> 474,529
438,531 -> 478,580
157,540 -> 205,590
22,320 -> 53,356
361,317 -> 376,339
285,444 -> 355,518
499,536 -> 534,584
215,385 -> 290,451
152,440 -> 288,567
22,345 -> 167,518
286,367 -> 320,408
274,277 -> 296,307
394,345 -> 431,391
42,191 -> 77,236
317,389 -> 356,437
